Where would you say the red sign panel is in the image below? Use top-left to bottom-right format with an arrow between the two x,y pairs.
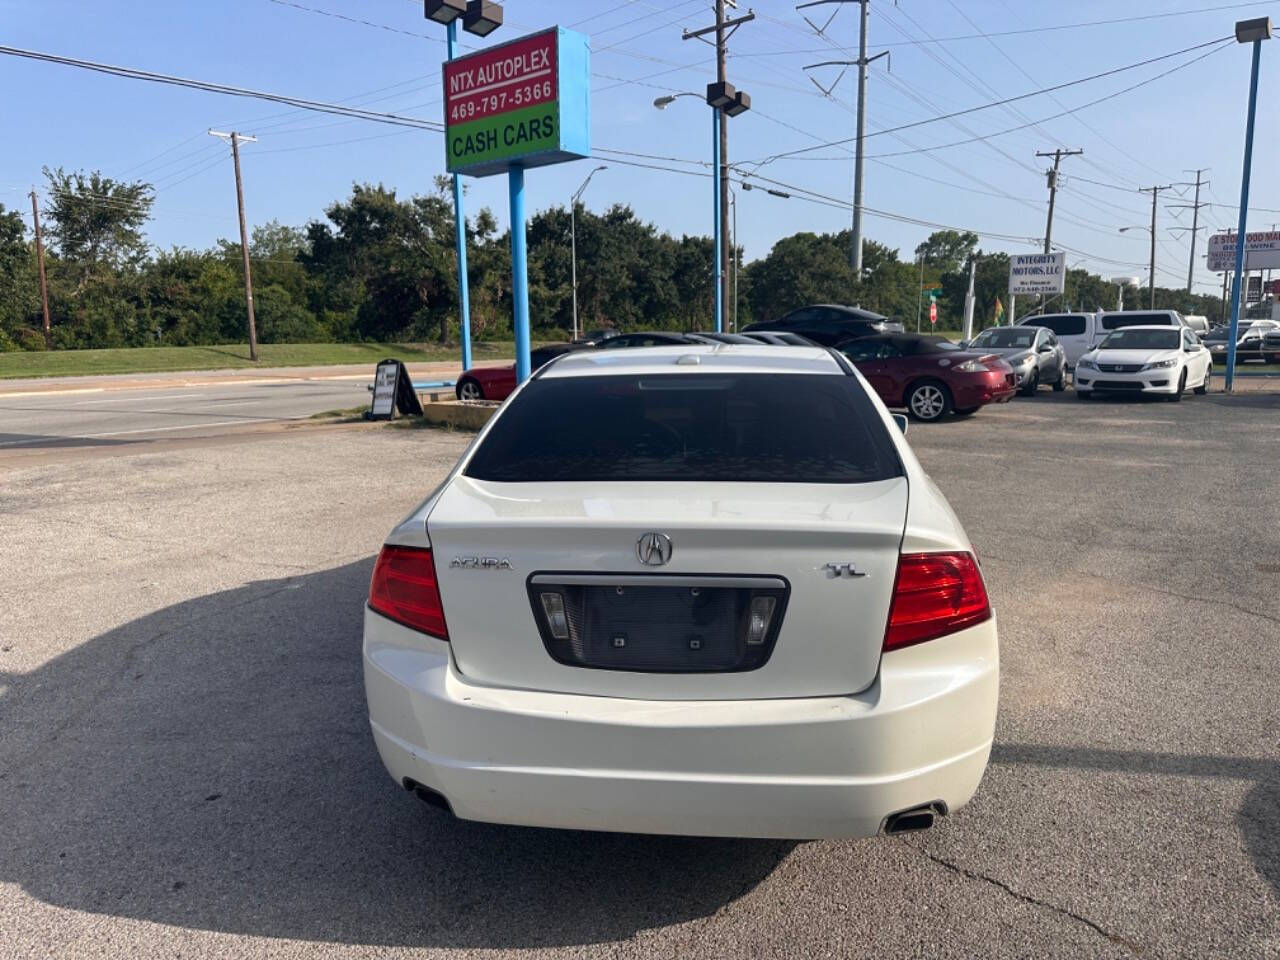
444,30 -> 558,127
929,300 -> 938,325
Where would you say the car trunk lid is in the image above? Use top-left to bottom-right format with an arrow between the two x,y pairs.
426,476 -> 908,700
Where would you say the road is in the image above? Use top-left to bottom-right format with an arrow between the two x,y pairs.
0,363 -> 473,455
1,390 -> 1278,958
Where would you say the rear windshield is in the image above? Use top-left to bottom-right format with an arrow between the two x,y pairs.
1023,315 -> 1086,336
1101,312 -> 1177,330
465,373 -> 903,484
1099,329 -> 1180,350
973,328 -> 1036,349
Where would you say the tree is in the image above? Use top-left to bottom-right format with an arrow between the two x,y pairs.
914,230 -> 979,277
42,167 -> 154,289
0,205 -> 40,350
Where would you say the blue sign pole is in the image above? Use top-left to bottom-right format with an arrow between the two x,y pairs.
510,166 -> 532,383
1225,38 -> 1263,393
712,106 -> 723,333
446,20 -> 473,372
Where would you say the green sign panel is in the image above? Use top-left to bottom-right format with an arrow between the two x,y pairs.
442,27 -> 590,178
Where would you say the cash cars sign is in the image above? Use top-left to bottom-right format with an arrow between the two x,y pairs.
1008,252 -> 1066,296
444,27 -> 590,178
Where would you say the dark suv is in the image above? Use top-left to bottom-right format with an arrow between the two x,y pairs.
744,304 -> 902,346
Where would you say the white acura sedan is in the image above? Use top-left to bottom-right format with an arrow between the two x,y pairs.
1074,325 -> 1211,400
363,345 -> 999,839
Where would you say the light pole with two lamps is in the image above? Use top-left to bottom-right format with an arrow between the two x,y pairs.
570,165 -> 607,341
654,86 -> 750,332
423,0 -> 504,372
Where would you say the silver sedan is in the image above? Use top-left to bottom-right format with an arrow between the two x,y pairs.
965,325 -> 1068,395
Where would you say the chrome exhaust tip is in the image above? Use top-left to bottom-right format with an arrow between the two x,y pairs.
883,801 -> 946,835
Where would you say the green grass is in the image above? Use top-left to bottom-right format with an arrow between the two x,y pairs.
0,341 -> 521,380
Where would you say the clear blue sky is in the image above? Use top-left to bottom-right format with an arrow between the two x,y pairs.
2,0 -> 1277,296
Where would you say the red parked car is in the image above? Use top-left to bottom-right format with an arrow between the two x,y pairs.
456,344 -> 594,402
839,334 -> 1016,421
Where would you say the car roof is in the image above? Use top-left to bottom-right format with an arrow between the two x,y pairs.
809,303 -> 887,320
540,344 -> 843,378
1100,325 -> 1183,333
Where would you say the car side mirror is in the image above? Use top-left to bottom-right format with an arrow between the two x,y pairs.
892,414 -> 909,435
1038,344 -> 1053,353
957,340 -> 970,349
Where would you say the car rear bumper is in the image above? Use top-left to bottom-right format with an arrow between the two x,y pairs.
363,607 -> 999,839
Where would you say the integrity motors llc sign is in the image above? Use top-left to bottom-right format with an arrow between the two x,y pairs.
1008,252 -> 1066,296
443,27 -> 590,178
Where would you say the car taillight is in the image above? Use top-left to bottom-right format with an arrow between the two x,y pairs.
884,552 -> 990,652
368,545 -> 449,640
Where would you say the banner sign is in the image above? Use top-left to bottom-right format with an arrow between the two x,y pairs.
1008,252 -> 1066,296
1207,231 -> 1280,272
444,27 -> 590,178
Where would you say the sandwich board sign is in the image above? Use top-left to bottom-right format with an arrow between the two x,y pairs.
1008,252 -> 1066,296
444,27 -> 590,178
369,359 -> 423,421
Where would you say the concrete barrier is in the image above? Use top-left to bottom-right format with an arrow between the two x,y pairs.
419,398 -> 499,430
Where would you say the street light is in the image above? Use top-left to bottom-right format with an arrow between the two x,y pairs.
424,0 -> 465,24
463,0 -> 503,36
570,165 -> 607,342
422,0 -> 504,372
1226,16 -> 1271,392
654,86 -> 751,332
654,92 -> 722,331
1119,225 -> 1157,308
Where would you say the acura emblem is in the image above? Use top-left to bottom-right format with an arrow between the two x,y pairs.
636,532 -> 673,566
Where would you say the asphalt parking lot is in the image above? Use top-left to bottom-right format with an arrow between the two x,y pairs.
2,389 -> 1277,959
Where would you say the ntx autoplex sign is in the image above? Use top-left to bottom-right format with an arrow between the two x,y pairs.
444,27 -> 589,177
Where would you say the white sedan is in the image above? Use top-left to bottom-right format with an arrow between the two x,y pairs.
1074,325 -> 1212,400
363,345 -> 999,839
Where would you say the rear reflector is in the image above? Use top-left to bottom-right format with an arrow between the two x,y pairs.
368,545 -> 449,640
884,552 -> 990,651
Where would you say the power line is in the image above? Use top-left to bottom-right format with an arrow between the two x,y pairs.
741,2 -> 1274,54
862,42 -> 1231,160
749,36 -> 1232,163
0,45 -> 444,131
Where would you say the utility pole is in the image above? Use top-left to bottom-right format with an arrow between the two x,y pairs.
683,2 -> 754,331
799,1 -> 886,274
209,130 -> 259,361
1035,149 -> 1083,255
1139,184 -> 1174,309
1169,169 -> 1209,294
29,190 -> 51,349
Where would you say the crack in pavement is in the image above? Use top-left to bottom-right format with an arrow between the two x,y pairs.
0,577 -> 311,776
979,553 -> 1280,629
905,840 -> 1145,956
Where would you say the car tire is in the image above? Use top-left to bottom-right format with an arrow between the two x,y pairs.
905,380 -> 952,422
1193,365 -> 1210,395
1168,369 -> 1186,402
1052,366 -> 1067,391
456,377 -> 484,401
1019,369 -> 1039,397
